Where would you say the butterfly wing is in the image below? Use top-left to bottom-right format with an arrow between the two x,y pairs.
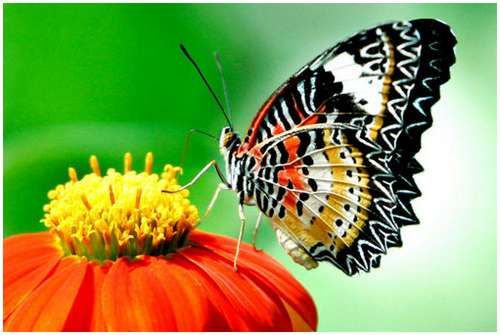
246,19 -> 456,275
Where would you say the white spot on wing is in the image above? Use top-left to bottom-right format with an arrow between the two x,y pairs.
342,77 -> 387,116
323,52 -> 363,82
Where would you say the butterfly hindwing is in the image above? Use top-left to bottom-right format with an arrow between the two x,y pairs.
244,19 -> 456,275
253,126 -> 392,274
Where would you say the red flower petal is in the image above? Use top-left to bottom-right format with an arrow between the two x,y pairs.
147,256 -> 218,331
101,257 -> 178,331
3,232 -> 63,320
4,230 -> 317,331
4,257 -> 88,331
190,230 -> 318,330
181,246 -> 293,331
63,261 -> 111,331
177,249 -> 251,330
170,255 -> 235,330
283,300 -> 315,331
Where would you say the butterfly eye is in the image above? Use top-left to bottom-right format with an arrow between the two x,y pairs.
223,132 -> 234,147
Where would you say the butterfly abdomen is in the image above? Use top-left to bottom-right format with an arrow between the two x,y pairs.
275,227 -> 319,270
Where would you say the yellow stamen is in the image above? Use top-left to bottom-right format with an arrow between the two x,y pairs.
135,187 -> 142,209
108,184 -> 115,205
42,153 -> 199,262
145,152 -> 153,174
68,167 -> 78,182
80,194 -> 92,210
90,155 -> 101,176
124,152 -> 132,173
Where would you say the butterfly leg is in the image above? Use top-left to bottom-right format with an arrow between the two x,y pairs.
252,212 -> 263,252
162,160 -> 228,193
233,204 -> 246,272
204,183 -> 229,220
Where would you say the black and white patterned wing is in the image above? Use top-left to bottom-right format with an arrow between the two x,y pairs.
245,19 -> 456,275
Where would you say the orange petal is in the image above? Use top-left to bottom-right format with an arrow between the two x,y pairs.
283,300 -> 314,331
177,250 -> 247,330
63,261 -> 111,331
101,257 -> 177,331
169,255 -> 232,331
181,246 -> 292,331
4,232 -> 63,320
4,257 -> 88,331
147,256 -> 215,331
190,230 -> 318,330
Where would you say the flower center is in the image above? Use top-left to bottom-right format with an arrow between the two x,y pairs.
42,153 -> 199,262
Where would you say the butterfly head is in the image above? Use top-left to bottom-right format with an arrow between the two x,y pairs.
219,127 -> 240,156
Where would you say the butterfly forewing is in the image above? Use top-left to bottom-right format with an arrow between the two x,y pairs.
240,19 -> 456,275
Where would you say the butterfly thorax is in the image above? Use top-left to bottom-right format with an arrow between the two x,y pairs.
219,127 -> 257,205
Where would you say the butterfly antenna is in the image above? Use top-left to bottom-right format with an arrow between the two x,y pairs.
214,51 -> 233,126
179,44 -> 233,129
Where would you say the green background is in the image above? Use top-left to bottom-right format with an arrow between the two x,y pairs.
4,3 -> 496,331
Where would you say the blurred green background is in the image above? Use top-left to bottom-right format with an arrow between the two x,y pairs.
4,3 -> 496,331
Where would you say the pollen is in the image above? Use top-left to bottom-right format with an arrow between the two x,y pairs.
42,152 -> 199,262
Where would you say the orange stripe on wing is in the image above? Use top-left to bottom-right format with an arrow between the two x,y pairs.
283,136 -> 300,162
238,91 -> 281,154
299,114 -> 319,127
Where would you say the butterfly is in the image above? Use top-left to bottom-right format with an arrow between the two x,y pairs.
174,19 -> 456,275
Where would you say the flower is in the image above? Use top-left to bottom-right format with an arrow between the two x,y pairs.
4,153 -> 317,331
